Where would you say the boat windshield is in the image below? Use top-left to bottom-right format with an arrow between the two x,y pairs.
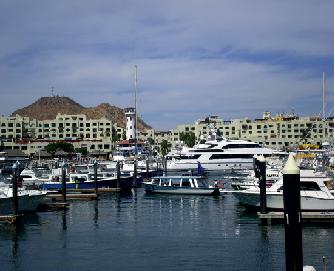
170,178 -> 181,187
161,178 -> 170,186
71,175 -> 88,183
181,178 -> 191,187
300,181 -> 321,191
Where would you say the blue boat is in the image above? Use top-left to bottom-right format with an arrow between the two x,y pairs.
40,172 -> 134,191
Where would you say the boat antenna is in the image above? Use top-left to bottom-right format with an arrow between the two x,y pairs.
134,65 -> 138,154
322,71 -> 325,121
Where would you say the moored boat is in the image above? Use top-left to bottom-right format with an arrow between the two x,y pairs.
144,175 -> 220,196
232,169 -> 334,211
40,172 -> 134,191
0,182 -> 47,214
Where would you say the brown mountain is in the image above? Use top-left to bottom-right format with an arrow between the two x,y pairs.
11,96 -> 152,130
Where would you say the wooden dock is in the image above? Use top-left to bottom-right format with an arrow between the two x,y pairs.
258,211 -> 334,223
37,202 -> 70,211
0,214 -> 23,224
46,193 -> 98,201
66,188 -> 121,193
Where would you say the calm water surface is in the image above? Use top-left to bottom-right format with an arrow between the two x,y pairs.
0,188 -> 333,271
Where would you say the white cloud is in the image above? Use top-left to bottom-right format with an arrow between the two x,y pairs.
0,0 -> 333,129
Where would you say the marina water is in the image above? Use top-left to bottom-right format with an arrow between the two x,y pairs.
0,187 -> 333,271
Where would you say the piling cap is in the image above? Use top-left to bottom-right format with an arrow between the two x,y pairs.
282,153 -> 300,175
258,155 -> 265,162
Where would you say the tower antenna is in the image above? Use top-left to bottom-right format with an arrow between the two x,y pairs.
134,65 -> 138,143
322,71 -> 325,120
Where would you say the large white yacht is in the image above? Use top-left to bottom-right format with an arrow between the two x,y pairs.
166,126 -> 274,172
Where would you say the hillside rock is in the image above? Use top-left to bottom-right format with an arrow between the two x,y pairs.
11,96 -> 151,130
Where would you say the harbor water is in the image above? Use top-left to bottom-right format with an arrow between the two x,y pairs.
0,188 -> 333,271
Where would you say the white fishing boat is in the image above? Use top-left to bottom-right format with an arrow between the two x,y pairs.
144,175 -> 220,196
232,169 -> 334,211
0,182 -> 47,214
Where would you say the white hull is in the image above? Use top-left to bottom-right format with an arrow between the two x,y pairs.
0,193 -> 47,214
145,184 -> 218,195
233,191 -> 334,211
167,160 -> 253,171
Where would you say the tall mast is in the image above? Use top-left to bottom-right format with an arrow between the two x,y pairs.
134,65 -> 138,146
322,71 -> 325,120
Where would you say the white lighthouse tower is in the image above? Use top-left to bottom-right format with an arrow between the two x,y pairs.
125,107 -> 136,141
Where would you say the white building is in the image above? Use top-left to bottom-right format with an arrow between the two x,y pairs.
124,107 -> 136,140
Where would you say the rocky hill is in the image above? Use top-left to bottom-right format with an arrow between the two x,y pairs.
11,96 -> 152,130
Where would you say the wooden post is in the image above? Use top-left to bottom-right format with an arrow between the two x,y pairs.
254,155 -> 260,178
61,162 -> 67,202
93,160 -> 98,195
282,154 -> 303,271
258,156 -> 267,214
163,157 -> 167,176
12,162 -> 19,216
116,161 -> 121,189
146,158 -> 149,178
133,160 -> 138,186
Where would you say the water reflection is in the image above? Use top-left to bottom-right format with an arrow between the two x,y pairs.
62,209 -> 67,231
0,190 -> 332,271
0,214 -> 40,271
94,200 -> 99,228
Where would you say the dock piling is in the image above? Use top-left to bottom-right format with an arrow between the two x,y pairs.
146,158 -> 149,179
12,162 -> 19,216
282,154 -> 303,271
93,160 -> 98,196
258,156 -> 267,214
116,161 -> 120,188
163,157 -> 167,176
133,160 -> 137,185
61,161 -> 67,202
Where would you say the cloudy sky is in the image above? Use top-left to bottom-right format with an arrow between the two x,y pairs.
0,0 -> 333,130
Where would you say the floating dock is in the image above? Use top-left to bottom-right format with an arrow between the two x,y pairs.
38,202 -> 70,211
46,193 -> 98,201
258,211 -> 334,223
66,188 -> 121,193
0,214 -> 23,224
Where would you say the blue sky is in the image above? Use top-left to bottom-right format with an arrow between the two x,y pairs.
0,0 -> 333,130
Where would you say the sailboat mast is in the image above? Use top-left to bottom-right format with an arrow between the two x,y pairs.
134,65 -> 138,144
322,71 -> 325,120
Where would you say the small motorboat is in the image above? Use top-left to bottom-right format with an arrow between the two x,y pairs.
144,175 -> 220,196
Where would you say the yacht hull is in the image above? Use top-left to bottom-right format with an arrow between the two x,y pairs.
233,191 -> 334,211
167,160 -> 254,171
